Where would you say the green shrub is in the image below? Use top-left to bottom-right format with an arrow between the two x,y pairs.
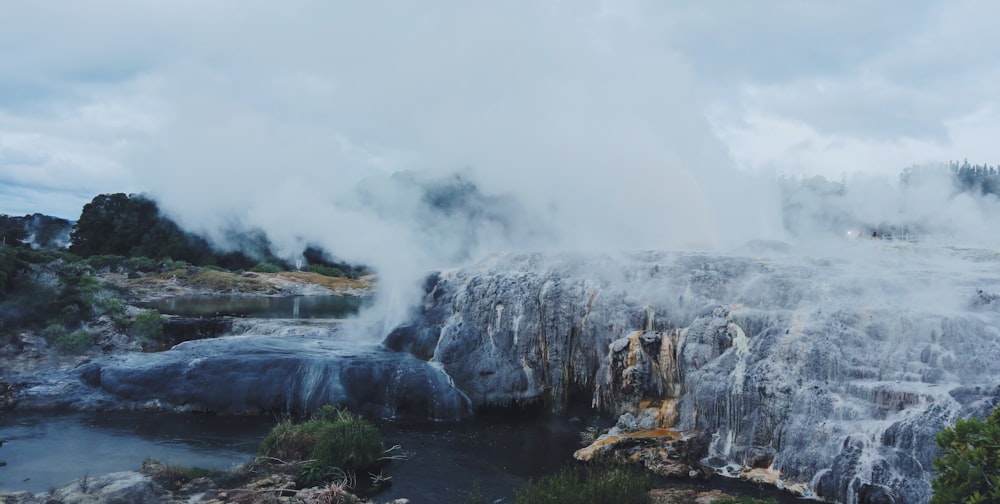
514,466 -> 654,504
41,322 -> 68,343
160,258 -> 190,271
258,406 -> 384,486
932,406 -> 1000,503
73,275 -> 101,299
140,457 -> 218,490
251,262 -> 284,273
96,296 -> 129,330
129,309 -> 164,342
54,329 -> 94,354
306,264 -> 348,278
57,304 -> 82,327
123,256 -> 161,273
715,497 -> 779,504
85,254 -> 125,272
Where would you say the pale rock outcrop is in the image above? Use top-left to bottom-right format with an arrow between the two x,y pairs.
385,250 -> 1000,503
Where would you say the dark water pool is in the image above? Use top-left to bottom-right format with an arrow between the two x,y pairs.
0,411 -> 805,503
0,411 -> 580,502
142,295 -> 371,319
0,411 -> 271,493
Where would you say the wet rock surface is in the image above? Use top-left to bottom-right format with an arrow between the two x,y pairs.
0,471 -> 167,504
16,334 -> 472,421
0,465 -> 392,504
387,249 -> 1000,503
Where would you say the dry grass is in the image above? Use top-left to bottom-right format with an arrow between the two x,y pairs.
118,268 -> 375,299
272,271 -> 373,293
120,267 -> 374,297
168,268 -> 277,292
124,268 -> 275,294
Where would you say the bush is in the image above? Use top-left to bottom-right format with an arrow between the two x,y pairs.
41,322 -> 68,343
140,457 -> 218,490
129,309 -> 164,342
931,406 -> 1000,503
251,262 -> 284,273
54,329 -> 94,354
160,258 -> 190,271
57,304 -> 82,327
96,296 -> 129,330
259,406 -> 384,486
123,256 -> 161,273
306,264 -> 348,278
514,466 -> 654,504
715,498 -> 779,504
85,254 -> 126,272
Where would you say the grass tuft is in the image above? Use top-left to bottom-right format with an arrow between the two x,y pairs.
515,465 -> 654,504
258,406 -> 383,486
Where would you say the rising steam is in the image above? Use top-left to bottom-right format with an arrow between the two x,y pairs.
118,3 -> 996,337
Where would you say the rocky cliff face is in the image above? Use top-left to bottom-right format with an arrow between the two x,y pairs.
385,249 -> 1000,503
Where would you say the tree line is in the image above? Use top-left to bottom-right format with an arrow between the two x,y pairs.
0,193 -> 367,335
2,192 -> 366,277
948,159 -> 1000,197
899,159 -> 1000,197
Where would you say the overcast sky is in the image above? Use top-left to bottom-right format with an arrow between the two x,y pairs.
1,0 -> 997,230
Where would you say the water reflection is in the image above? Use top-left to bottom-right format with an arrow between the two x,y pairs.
142,295 -> 370,319
0,412 -> 271,493
0,411 -> 805,503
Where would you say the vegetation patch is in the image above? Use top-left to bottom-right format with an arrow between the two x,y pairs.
275,271 -> 373,293
932,405 -> 1000,503
251,262 -> 285,274
54,328 -> 94,354
714,497 -> 779,504
95,295 -> 129,330
140,458 -> 219,491
148,267 -> 276,293
259,406 -> 385,487
129,309 -> 164,347
514,465 -> 654,504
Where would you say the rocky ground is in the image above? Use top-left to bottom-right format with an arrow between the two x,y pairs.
0,267 -> 755,504
1,269 -> 374,374
107,268 -> 375,301
0,466 -> 757,504
0,458 -> 408,504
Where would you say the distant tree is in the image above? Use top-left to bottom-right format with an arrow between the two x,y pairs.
950,161 -> 1000,197
303,246 -> 369,278
67,192 -> 369,275
69,193 -> 260,268
24,214 -> 73,249
70,193 -> 141,257
931,406 -> 1000,503
0,246 -> 22,294
216,226 -> 288,269
0,215 -> 29,247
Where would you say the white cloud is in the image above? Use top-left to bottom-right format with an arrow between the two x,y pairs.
1,1 -> 999,322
